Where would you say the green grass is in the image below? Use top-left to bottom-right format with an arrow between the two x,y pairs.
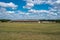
0,22 -> 60,40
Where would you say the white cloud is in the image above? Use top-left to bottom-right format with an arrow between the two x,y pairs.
0,2 -> 18,9
0,7 -> 59,19
0,7 -> 31,19
23,0 -> 60,9
0,7 -> 15,18
23,0 -> 59,17
24,0 -> 46,4
0,8 -> 15,14
24,0 -> 58,4
17,11 -> 30,15
55,0 -> 60,3
28,9 -> 58,16
17,11 -> 26,14
0,2 -> 18,19
29,9 -> 49,13
0,0 -> 60,19
23,3 -> 34,9
0,7 -> 6,14
6,11 -> 15,14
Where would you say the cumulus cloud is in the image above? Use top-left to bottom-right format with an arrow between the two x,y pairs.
0,2 -> 18,9
23,0 -> 60,19
29,9 -> 49,13
23,0 -> 46,9
55,0 -> 60,3
28,9 -> 58,16
0,0 -> 60,19
0,7 -> 16,19
17,11 -> 30,16
0,7 -> 59,19
0,7 -> 30,19
23,3 -> 34,9
0,8 -> 15,14
0,2 -> 18,19
23,0 -> 60,9
0,7 -> 6,13
6,11 -> 15,14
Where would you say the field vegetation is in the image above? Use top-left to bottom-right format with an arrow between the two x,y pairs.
0,22 -> 60,40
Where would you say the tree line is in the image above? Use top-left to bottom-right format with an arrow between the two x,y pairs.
0,19 -> 11,22
0,19 -> 60,23
39,19 -> 60,23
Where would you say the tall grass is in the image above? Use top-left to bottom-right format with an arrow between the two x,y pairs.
0,22 -> 60,40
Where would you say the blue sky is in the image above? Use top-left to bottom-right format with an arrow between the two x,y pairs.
0,0 -> 60,20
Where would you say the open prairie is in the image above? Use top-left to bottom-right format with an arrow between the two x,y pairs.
0,22 -> 60,40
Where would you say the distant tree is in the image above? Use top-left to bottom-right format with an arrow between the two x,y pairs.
56,20 -> 60,23
39,19 -> 60,23
0,19 -> 11,22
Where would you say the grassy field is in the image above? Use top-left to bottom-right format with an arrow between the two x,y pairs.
0,22 -> 60,40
